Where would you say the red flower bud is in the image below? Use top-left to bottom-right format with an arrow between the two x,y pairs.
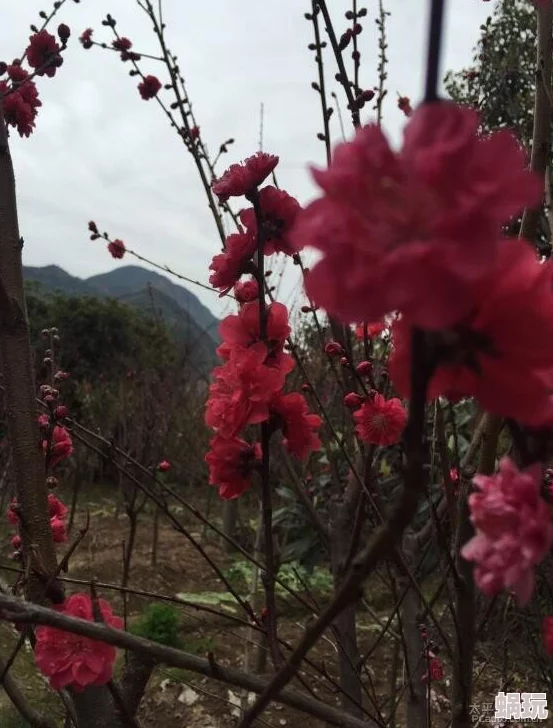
324,341 -> 343,356
344,392 -> 364,408
57,24 -> 71,42
355,360 -> 372,376
54,405 -> 68,419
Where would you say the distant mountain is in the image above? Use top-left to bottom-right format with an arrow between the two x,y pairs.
23,264 -> 221,373
86,266 -> 219,342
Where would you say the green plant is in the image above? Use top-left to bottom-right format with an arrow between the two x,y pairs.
130,603 -> 182,648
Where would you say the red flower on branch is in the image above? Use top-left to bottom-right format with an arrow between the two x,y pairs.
43,426 -> 74,468
158,460 -> 171,472
0,70 -> 42,137
26,30 -> 61,77
390,239 -> 553,427
79,29 -> 93,49
270,392 -> 322,460
212,152 -> 279,203
239,186 -> 302,256
48,493 -> 68,520
205,344 -> 285,437
218,301 -> 290,357
234,279 -> 259,303
205,435 -> 261,499
353,393 -> 407,446
35,593 -> 123,691
209,230 -> 257,295
112,37 -> 132,52
50,516 -> 67,543
107,239 -> 126,259
138,75 -> 161,100
291,102 -> 540,330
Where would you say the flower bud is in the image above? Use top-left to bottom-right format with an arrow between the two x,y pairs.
57,23 -> 71,42
355,361 -> 372,377
344,392 -> 364,408
324,341 -> 343,356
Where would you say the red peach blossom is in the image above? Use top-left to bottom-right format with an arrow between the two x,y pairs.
212,152 -> 279,203
50,516 -> 67,543
138,75 -> 161,100
234,279 -> 259,303
26,30 -> 61,78
239,186 -> 302,256
209,230 -> 257,295
291,102 -> 541,330
389,239 -> 553,427
35,594 -> 122,691
108,239 -> 126,259
47,493 -> 68,520
43,426 -> 73,468
205,436 -> 261,499
270,392 -> 322,460
205,343 -> 286,437
353,393 -> 407,446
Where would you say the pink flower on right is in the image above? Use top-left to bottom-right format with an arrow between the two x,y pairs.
461,457 -> 553,606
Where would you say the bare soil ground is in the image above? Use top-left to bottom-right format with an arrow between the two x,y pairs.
0,486 -> 551,727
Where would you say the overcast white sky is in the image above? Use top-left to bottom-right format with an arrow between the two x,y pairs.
1,0 -> 493,319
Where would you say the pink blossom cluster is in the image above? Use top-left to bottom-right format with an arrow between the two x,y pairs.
1,27 -> 69,137
461,458 -> 553,605
204,154 -> 321,498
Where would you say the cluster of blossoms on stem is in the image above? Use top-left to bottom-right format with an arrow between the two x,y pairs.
208,152 -> 302,295
7,327 -> 73,555
287,99 -> 553,604
35,593 -> 122,690
78,25 -> 162,101
205,154 -> 322,498
0,25 -> 69,137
